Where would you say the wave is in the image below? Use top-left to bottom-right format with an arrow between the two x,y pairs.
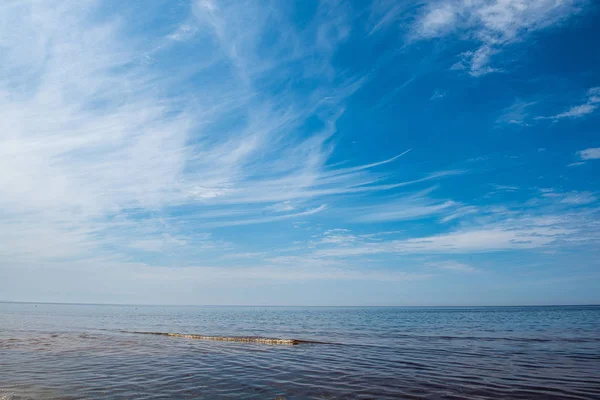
121,331 -> 330,345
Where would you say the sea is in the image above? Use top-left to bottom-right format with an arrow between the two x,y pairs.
1,303 -> 599,399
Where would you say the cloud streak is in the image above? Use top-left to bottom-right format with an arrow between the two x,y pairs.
310,192 -> 600,259
0,1 -> 454,269
537,87 -> 600,120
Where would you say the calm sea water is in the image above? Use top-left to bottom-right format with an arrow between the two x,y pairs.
1,303 -> 599,399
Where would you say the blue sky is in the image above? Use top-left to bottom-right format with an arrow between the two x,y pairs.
1,0 -> 599,306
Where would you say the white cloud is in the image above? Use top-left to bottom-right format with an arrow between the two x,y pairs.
497,100 -> 538,126
311,196 -> 600,258
536,188 -> 598,208
201,205 -> 328,228
352,186 -> 461,223
440,206 -> 479,222
368,1 -> 417,35
546,104 -> 597,119
400,225 -> 570,252
430,261 -> 479,273
430,89 -> 446,100
578,147 -> 600,160
416,3 -> 457,38
560,192 -> 597,206
492,184 -> 519,192
320,230 -> 357,246
453,46 -> 502,76
411,0 -> 586,76
537,86 -> 600,120
265,201 -> 296,213
356,200 -> 457,223
314,221 -> 575,257
587,87 -> 600,103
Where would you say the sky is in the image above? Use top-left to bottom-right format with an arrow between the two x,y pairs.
1,0 -> 599,306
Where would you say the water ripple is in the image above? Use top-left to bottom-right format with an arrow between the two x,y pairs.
1,304 -> 600,399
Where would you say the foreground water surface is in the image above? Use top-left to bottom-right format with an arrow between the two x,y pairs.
1,303 -> 599,399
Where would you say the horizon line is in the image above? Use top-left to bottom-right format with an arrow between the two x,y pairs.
1,300 -> 598,308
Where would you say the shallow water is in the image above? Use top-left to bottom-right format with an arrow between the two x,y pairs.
1,303 -> 599,399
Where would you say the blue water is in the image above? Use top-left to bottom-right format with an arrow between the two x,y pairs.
1,303 -> 599,399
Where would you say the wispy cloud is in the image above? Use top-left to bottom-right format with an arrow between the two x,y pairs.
559,192 -> 597,206
497,100 -> 538,126
310,191 -> 600,259
201,205 -> 328,228
536,87 -> 600,120
0,1 -> 451,269
567,146 -> 600,167
313,217 -> 584,258
540,104 -> 596,120
430,261 -> 479,273
356,199 -> 457,223
492,184 -> 520,192
368,1 -> 419,36
410,0 -> 586,76
351,185 -> 467,223
578,147 -> 600,160
430,89 -> 446,100
440,206 -> 479,223
500,87 -> 599,126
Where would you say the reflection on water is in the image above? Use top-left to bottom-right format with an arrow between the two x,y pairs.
1,303 -> 599,399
